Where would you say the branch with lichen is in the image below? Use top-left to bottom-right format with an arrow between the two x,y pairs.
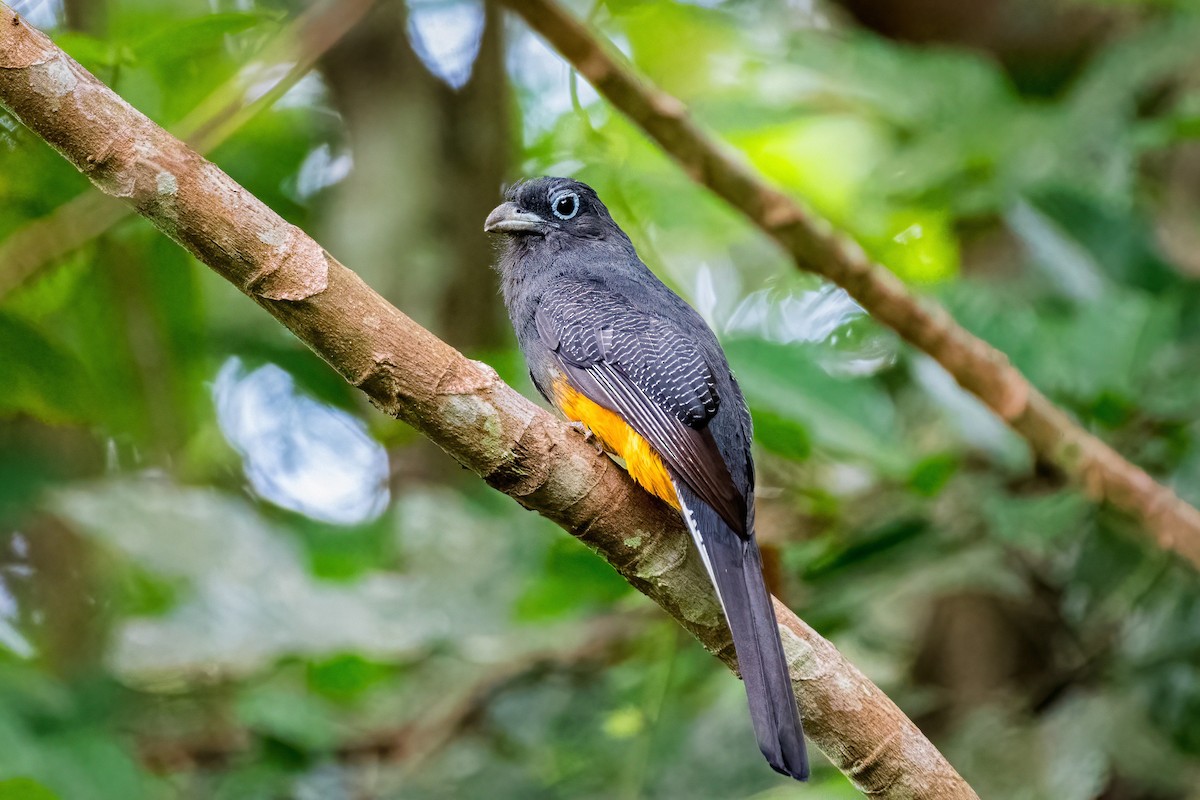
0,5 -> 977,797
497,0 -> 1200,567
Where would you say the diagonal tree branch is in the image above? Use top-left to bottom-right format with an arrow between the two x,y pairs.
497,0 -> 1200,567
0,6 -> 977,797
0,0 -> 376,299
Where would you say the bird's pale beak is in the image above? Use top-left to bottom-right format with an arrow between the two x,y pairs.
484,202 -> 546,234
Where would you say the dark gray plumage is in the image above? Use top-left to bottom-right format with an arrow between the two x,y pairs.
486,177 -> 809,781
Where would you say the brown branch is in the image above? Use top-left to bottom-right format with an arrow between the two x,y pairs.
0,7 -> 977,797
497,0 -> 1200,567
0,0 -> 376,299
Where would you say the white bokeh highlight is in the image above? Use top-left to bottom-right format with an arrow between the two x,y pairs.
213,358 -> 390,526
406,0 -> 486,90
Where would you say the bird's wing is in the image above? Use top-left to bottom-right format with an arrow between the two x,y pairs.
536,283 -> 747,535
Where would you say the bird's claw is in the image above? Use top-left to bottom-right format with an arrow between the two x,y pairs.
568,421 -> 606,455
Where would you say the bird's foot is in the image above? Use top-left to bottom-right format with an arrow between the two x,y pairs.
567,420 -> 606,455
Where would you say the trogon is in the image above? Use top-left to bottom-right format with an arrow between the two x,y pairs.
485,177 -> 809,781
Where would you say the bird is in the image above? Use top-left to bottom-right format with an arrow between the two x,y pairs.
484,176 -> 809,781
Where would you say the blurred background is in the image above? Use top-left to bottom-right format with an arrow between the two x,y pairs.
1,0 -> 1200,797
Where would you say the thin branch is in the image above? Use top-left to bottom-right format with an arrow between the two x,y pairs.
497,0 -> 1200,567
0,7 -> 977,797
0,0 -> 376,299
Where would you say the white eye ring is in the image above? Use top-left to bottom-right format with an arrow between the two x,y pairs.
551,190 -> 580,220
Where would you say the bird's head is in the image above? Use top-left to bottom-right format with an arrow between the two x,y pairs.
484,177 -> 619,241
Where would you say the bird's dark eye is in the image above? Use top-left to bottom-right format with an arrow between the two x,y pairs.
551,190 -> 579,221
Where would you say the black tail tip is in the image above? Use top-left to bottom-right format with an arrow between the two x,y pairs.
769,760 -> 810,782
766,749 -> 810,782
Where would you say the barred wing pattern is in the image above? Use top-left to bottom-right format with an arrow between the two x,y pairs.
535,283 -> 747,535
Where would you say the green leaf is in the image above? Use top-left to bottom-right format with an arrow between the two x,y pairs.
724,338 -> 909,471
516,537 -> 632,621
983,491 -> 1092,549
115,567 -> 180,618
752,408 -> 812,461
0,313 -> 92,424
236,685 -> 340,752
908,453 -> 960,497
802,518 -> 930,581
129,10 -> 278,124
865,207 -> 960,284
732,117 -> 885,223
0,778 -> 60,800
3,249 -> 95,321
1028,189 -> 1181,295
298,516 -> 395,581
306,654 -> 393,704
133,12 -> 271,64
1147,663 -> 1200,755
612,2 -> 737,101
941,283 -> 1178,408
52,34 -> 128,74
731,119 -> 959,283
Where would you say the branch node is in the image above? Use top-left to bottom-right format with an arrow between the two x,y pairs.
435,356 -> 497,397
484,411 -> 551,498
846,725 -> 903,787
244,226 -> 330,301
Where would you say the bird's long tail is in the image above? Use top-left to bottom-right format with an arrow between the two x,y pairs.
675,481 -> 809,781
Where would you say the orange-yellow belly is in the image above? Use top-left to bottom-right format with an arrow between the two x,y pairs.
553,379 -> 679,510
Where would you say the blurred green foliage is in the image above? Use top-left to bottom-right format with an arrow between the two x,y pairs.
2,0 -> 1200,797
